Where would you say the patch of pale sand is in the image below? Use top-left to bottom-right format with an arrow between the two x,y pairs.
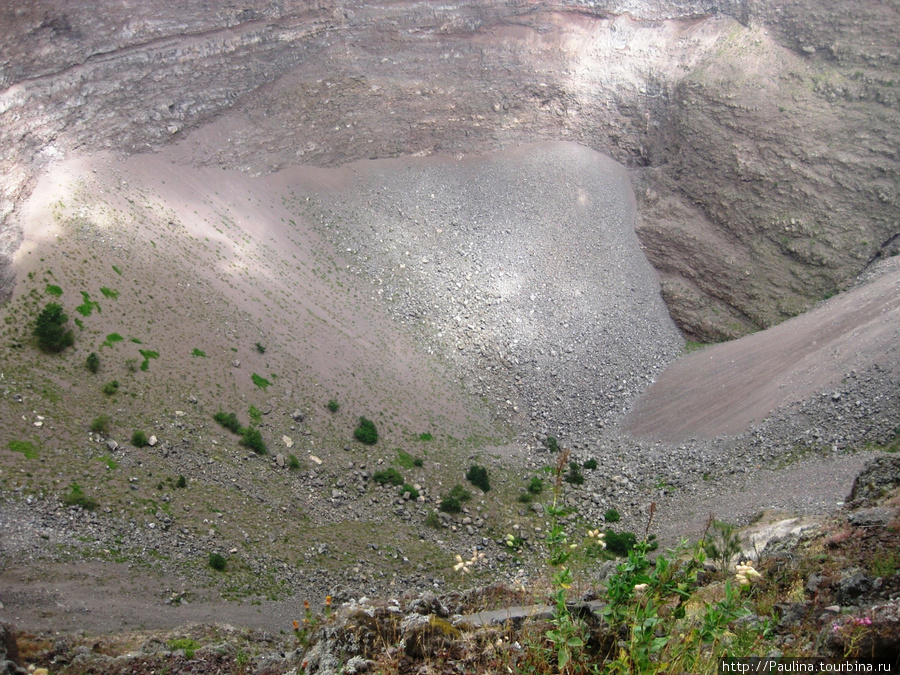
16,151 -> 500,447
624,260 -> 900,441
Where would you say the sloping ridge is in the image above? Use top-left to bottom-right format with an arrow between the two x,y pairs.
624,261 -> 900,441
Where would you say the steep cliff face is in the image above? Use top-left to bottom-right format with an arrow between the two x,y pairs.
1,0 -> 897,338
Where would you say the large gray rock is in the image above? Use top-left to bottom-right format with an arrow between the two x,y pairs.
848,455 -> 900,505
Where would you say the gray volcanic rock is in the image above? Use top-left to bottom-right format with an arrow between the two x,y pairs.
309,141 -> 683,437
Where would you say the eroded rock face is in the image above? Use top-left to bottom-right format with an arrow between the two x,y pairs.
1,0 -> 898,338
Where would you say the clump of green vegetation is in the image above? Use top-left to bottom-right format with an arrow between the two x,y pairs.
517,492 -> 534,503
354,417 -> 378,445
418,432 -> 433,441
176,475 -> 187,488
102,332 -> 124,348
240,427 -> 267,455
395,449 -> 423,469
425,511 -> 441,528
63,483 -> 98,510
440,483 -> 472,513
527,476 -> 544,494
208,553 -> 227,572
125,358 -> 138,373
112,264 -> 122,275
45,284 -> 63,297
191,348 -> 207,357
9,440 -> 38,459
34,302 -> 74,352
75,291 -> 100,317
327,399 -> 340,413
254,342 -> 266,354
100,287 -> 119,299
131,430 -> 149,448
102,380 -> 120,396
138,349 -> 159,371
288,454 -> 301,470
583,458 -> 598,470
564,461 -> 584,485
546,436 -> 559,453
213,411 -> 242,434
251,373 -> 271,390
90,415 -> 110,434
604,508 -> 621,523
86,352 -> 100,373
449,484 -> 472,502
373,468 -> 404,486
399,483 -> 420,499
439,496 -> 462,514
466,464 -> 491,492
248,405 -> 262,425
169,638 -> 201,658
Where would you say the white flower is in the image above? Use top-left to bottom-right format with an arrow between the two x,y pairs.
735,562 -> 762,586
633,583 -> 648,594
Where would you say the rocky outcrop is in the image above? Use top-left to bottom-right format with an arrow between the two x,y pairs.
1,0 -> 898,338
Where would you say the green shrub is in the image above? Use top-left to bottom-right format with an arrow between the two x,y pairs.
240,426 -> 267,454
90,415 -> 110,433
213,411 -> 242,434
102,380 -> 120,396
583,458 -> 598,470
399,483 -> 420,499
86,352 -> 100,373
131,430 -> 149,447
45,284 -> 63,297
63,483 -> 98,510
604,530 -> 638,556
425,511 -> 441,528
34,302 -> 74,353
604,508 -> 621,523
703,520 -> 741,570
449,484 -> 472,502
327,399 -> 340,413
564,461 -> 584,485
439,496 -> 461,514
517,492 -> 533,503
138,349 -> 158,371
100,287 -> 119,299
546,436 -> 559,453
191,348 -> 207,357
418,432 -> 433,441
176,475 -> 187,488
254,342 -> 266,354
288,454 -> 301,470
466,464 -> 491,492
413,457 -> 424,467
208,553 -> 227,572
373,468 -> 403,486
527,476 -> 544,494
354,417 -> 378,445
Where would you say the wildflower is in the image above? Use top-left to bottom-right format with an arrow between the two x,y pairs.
293,620 -> 299,631
569,543 -> 578,549
735,562 -> 762,586
504,533 -> 519,548
304,600 -> 310,610
453,548 -> 485,574
587,529 -> 606,548
633,583 -> 648,594
325,595 -> 332,607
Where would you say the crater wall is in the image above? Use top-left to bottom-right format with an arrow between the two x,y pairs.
1,0 -> 898,338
